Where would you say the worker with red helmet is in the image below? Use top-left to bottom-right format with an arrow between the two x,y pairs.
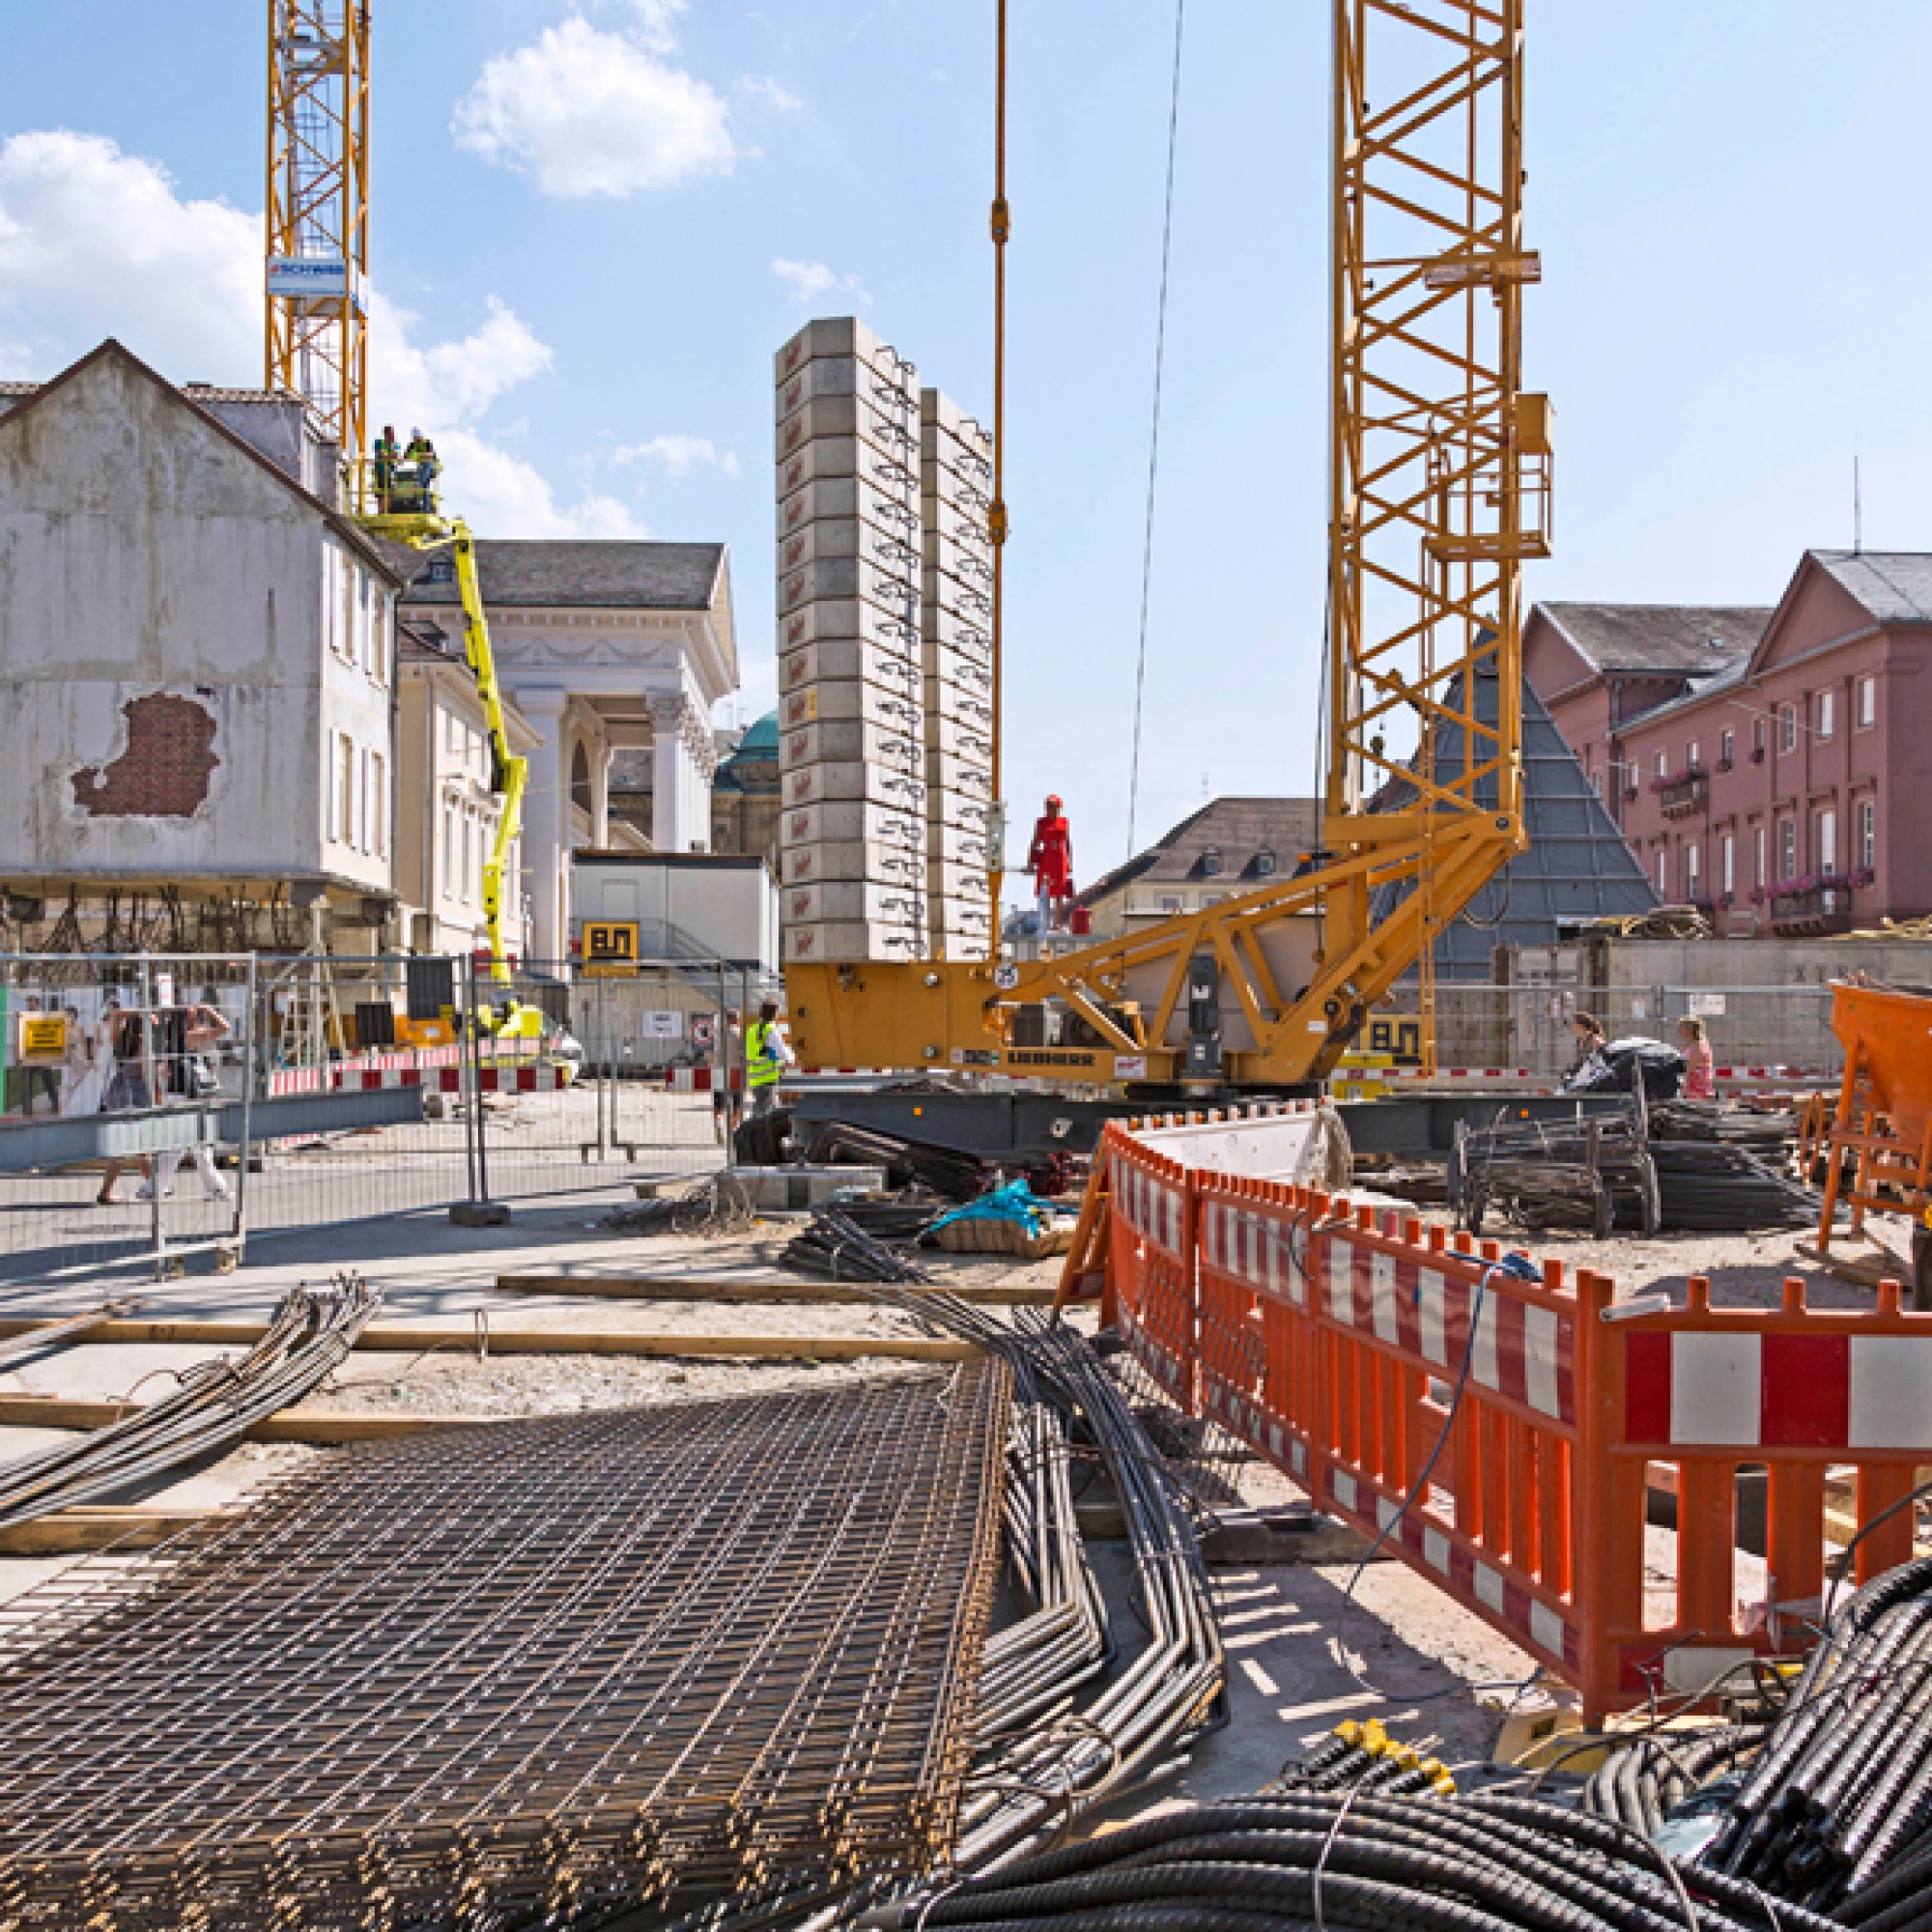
1027,793 -> 1074,933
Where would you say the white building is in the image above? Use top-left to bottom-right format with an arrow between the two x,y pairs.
400,542 -> 738,967
0,340 -> 411,952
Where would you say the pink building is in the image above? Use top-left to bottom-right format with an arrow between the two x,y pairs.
1524,553 -> 1932,937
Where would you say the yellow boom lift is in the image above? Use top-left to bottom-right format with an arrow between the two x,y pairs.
785,0 -> 1550,1091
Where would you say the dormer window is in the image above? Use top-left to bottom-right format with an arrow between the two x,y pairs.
1255,846 -> 1277,878
427,556 -> 456,584
1201,846 -> 1223,877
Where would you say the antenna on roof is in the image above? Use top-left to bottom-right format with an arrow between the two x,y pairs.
1854,450 -> 1863,556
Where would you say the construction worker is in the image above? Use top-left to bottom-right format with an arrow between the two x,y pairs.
746,1000 -> 794,1120
417,437 -> 441,512
1026,793 -> 1074,934
398,428 -> 432,511
373,424 -> 400,512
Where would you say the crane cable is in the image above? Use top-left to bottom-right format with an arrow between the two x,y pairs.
988,0 -> 1009,918
1125,0 -> 1188,859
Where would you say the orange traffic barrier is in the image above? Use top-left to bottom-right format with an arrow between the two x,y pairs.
1084,1115 -> 1932,1719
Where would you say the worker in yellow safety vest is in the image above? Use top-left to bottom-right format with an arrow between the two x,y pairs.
746,1001 -> 793,1119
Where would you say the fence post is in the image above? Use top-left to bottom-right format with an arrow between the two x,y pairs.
231,951 -> 255,1264
1572,1265 -> 1618,1725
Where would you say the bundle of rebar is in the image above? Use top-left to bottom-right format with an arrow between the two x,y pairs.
1650,1137 -> 1821,1231
0,1274 -> 376,1530
1649,1097 -> 1798,1151
805,1122 -> 1075,1204
1454,1110 -> 1660,1236
0,1364 -> 1010,1929
781,1207 -> 933,1283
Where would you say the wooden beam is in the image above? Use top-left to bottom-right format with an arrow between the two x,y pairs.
0,1395 -> 495,1442
494,1274 -> 1054,1308
0,1507 -> 231,1556
0,1317 -> 979,1364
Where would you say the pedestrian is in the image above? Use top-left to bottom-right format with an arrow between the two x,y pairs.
143,1003 -> 233,1204
711,1009 -> 744,1145
1678,1014 -> 1717,1100
745,1000 -> 794,1121
1570,1010 -> 1607,1065
1026,793 -> 1074,935
58,1004 -> 99,1117
373,423 -> 400,512
96,1006 -> 153,1207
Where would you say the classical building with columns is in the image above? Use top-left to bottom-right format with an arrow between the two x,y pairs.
400,540 -> 737,964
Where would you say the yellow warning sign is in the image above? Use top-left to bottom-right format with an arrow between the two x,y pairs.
582,921 -> 639,977
16,1014 -> 67,1063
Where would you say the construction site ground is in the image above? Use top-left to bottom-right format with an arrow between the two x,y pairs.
0,1181 -> 1873,1808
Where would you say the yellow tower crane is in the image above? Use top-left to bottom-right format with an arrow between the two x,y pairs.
784,0 -> 1550,1091
265,0 -> 369,482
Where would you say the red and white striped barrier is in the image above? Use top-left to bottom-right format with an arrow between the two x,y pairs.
663,1066 -> 745,1094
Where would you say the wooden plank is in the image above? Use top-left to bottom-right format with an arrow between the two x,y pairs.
494,1273 -> 1053,1307
0,1395 -> 494,1443
0,1302 -> 138,1371
0,1317 -> 979,1363
0,1507 -> 230,1556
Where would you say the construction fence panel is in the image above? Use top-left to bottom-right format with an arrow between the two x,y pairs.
0,953 -> 256,1287
1095,1111 -> 1932,1719
1428,980 -> 1843,1083
469,956 -> 739,1207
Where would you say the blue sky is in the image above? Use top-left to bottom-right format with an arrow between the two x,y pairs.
4,2 -> 1932,895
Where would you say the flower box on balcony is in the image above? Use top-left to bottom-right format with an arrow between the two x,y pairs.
1652,767 -> 1710,818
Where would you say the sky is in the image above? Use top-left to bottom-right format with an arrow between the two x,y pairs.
4,1 -> 1932,895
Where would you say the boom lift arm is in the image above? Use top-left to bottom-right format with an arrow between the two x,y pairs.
786,0 -> 1548,1090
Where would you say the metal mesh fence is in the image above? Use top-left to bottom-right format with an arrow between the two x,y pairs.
1430,980 -> 1842,1080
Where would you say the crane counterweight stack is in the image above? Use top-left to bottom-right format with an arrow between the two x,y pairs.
785,0 -> 1550,1091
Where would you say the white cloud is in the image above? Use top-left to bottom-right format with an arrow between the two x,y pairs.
612,433 -> 739,480
0,131 -> 258,381
452,14 -> 734,199
0,128 -> 635,538
771,258 -> 871,307
737,76 -> 803,114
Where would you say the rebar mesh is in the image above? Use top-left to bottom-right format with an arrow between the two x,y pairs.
0,1361 -> 1010,1930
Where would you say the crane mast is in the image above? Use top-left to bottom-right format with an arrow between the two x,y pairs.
784,0 -> 1549,1088
266,0 -> 369,485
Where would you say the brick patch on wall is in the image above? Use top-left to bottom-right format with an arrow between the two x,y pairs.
72,693 -> 219,818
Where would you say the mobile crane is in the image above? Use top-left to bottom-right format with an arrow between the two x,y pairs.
783,0 -> 1548,1092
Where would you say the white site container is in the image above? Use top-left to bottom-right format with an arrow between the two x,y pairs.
781,637 -> 921,698
923,677 -> 997,729
922,527 -> 995,592
783,879 -> 926,926
781,799 -> 926,850
781,719 -> 923,772
924,713 -> 996,763
780,518 -> 923,576
781,759 -> 928,812
920,566 -> 993,624
926,748 -> 994,797
777,318 -> 917,391
782,921 -> 923,966
920,387 -> 993,458
775,356 -> 917,425
779,555 -> 919,622
783,839 -> 927,888
919,457 -> 990,512
779,473 -> 920,543
780,678 -> 923,733
782,598 -> 920,655
777,394 -> 919,469
781,437 -> 920,500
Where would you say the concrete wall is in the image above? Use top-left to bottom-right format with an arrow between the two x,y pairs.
0,349 -> 393,892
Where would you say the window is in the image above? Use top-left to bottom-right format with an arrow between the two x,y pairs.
1721,833 -> 1735,897
1158,895 -> 1182,914
1818,808 -> 1837,874
1860,799 -> 1877,870
442,802 -> 455,895
461,816 -> 473,905
1590,766 -> 1604,797
1201,845 -> 1224,877
571,742 -> 593,819
355,746 -> 369,852
1688,740 -> 1701,773
1655,848 -> 1667,895
1686,842 -> 1701,898
427,555 -> 456,584
1780,818 -> 1797,880
1817,691 -> 1835,741
1655,750 -> 1669,780
444,705 -> 462,754
1754,825 -> 1767,889
1753,717 -> 1767,755
1778,703 -> 1798,752
370,752 -> 386,860
333,734 -> 355,844
1254,847 -> 1277,878
1719,729 -> 1735,767
1859,675 -> 1877,729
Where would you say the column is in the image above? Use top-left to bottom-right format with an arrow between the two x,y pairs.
591,739 -> 613,849
649,692 -> 717,854
518,687 -> 568,966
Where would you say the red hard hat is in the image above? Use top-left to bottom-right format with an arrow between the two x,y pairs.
1046,793 -> 1063,807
